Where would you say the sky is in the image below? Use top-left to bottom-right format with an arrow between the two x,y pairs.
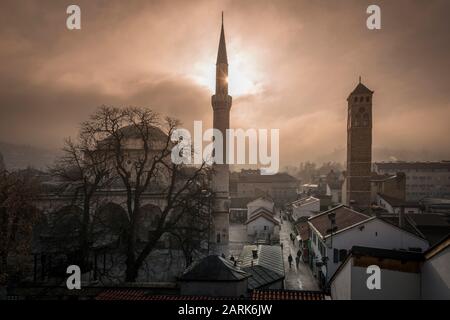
1,0 -> 449,166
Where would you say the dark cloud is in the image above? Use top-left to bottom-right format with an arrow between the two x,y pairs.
0,0 -> 449,164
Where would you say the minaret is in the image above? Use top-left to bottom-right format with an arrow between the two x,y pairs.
345,78 -> 373,208
211,12 -> 232,250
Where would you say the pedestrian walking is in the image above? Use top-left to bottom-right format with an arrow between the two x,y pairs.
295,256 -> 300,269
297,248 -> 302,258
288,254 -> 293,269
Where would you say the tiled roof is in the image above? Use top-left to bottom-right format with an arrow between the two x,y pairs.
245,211 -> 280,226
239,245 -> 284,276
308,205 -> 370,238
239,245 -> 285,290
243,265 -> 284,290
252,289 -> 327,300
179,255 -> 250,281
96,290 -> 240,300
96,289 -> 327,301
295,221 -> 310,241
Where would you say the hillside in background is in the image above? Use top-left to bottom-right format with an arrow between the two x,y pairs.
0,142 -> 59,171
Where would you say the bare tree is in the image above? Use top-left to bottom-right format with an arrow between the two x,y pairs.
83,106 -> 210,282
0,169 -> 41,284
50,128 -> 113,269
169,190 -> 213,267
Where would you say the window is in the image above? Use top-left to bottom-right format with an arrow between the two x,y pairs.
264,226 -> 268,230
354,114 -> 361,126
333,249 -> 339,263
360,96 -> 364,102
339,249 -> 347,262
216,233 -> 221,243
362,113 -> 369,126
366,96 -> 370,102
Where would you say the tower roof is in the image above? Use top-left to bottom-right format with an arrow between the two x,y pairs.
216,12 -> 228,65
349,82 -> 374,96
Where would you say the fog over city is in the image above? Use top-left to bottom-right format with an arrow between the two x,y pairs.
1,0 -> 450,167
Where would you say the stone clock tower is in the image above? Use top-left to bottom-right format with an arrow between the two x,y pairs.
211,13 -> 232,250
345,79 -> 374,208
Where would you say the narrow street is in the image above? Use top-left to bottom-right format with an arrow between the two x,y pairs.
279,211 -> 319,291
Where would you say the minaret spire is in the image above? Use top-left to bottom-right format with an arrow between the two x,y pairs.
210,12 -> 232,252
216,12 -> 228,65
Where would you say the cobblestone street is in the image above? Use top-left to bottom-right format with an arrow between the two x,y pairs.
279,212 -> 319,291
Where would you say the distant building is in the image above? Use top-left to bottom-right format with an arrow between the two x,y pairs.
307,205 -> 429,287
420,197 -> 450,214
330,237 -> 450,300
344,80 -> 374,208
230,169 -> 299,206
376,194 -> 422,214
374,161 -> 450,201
245,197 -> 280,243
247,197 -> 275,219
300,183 -> 318,195
289,196 -> 320,220
326,170 -> 343,204
370,172 -> 406,203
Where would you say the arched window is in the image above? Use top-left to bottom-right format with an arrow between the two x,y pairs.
366,96 -> 370,102
363,113 -> 369,126
354,114 -> 361,127
359,96 -> 364,102
354,97 -> 358,102
138,204 -> 163,242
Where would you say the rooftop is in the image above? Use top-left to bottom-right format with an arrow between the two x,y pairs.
374,161 -> 450,171
179,255 -> 251,282
350,245 -> 424,261
236,171 -> 298,184
308,205 -> 371,238
291,196 -> 320,208
252,289 -> 327,300
378,194 -> 420,207
245,210 -> 280,226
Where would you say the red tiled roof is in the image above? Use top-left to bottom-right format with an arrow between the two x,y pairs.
95,289 -> 326,301
308,205 -> 370,237
95,289 -> 240,300
252,289 -> 326,300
